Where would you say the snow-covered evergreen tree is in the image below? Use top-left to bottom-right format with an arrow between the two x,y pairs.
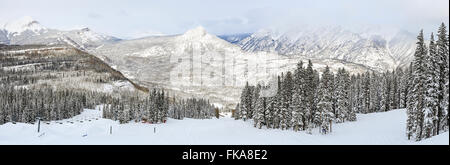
253,84 -> 264,128
436,23 -> 449,133
254,95 -> 266,129
280,71 -> 293,130
422,33 -> 440,138
316,66 -> 335,134
304,60 -> 316,131
233,103 -> 240,120
361,72 -> 371,114
335,68 -> 351,122
409,30 -> 428,141
265,96 -> 274,128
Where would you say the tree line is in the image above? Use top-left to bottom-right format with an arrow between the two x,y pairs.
235,23 -> 449,141
0,83 -> 217,125
102,89 -> 216,124
0,85 -> 100,124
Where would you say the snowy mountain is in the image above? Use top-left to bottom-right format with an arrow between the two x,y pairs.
91,26 -> 372,108
220,26 -> 417,71
0,16 -> 120,50
2,16 -> 47,37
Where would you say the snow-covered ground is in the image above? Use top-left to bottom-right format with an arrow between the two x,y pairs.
0,107 -> 447,145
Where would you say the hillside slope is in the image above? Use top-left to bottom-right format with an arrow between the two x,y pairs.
0,44 -> 147,93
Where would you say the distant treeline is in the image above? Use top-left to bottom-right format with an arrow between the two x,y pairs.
0,85 -> 99,124
102,89 -> 216,124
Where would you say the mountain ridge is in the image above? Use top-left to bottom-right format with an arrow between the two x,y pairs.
0,16 -> 121,50
220,26 -> 417,70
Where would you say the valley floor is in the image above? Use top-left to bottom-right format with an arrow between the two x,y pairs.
0,107 -> 448,145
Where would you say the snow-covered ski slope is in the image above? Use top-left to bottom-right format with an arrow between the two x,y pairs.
0,107 -> 447,145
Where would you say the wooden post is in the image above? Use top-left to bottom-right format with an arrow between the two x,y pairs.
37,118 -> 41,133
330,120 -> 332,133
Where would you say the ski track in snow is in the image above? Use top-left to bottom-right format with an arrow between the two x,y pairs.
0,107 -> 447,145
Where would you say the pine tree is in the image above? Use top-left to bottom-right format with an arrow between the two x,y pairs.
304,60 -> 316,132
436,23 -> 449,133
234,103 -> 241,120
272,76 -> 283,129
399,68 -> 409,109
252,84 -> 261,120
361,72 -> 371,113
410,30 -> 428,141
406,70 -> 415,140
335,68 -> 351,122
291,61 -> 304,131
395,68 -> 404,109
265,96 -> 274,128
316,66 -> 334,134
239,82 -> 249,121
349,75 -> 358,118
281,71 -> 293,130
422,33 -> 439,138
254,96 -> 266,129
380,72 -> 389,112
390,70 -> 398,110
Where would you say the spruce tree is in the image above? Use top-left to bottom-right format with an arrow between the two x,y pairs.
422,33 -> 439,138
265,96 -> 274,128
304,60 -> 315,131
410,30 -> 428,141
281,71 -> 293,130
436,23 -> 449,133
316,66 -> 334,134
254,96 -> 266,129
335,68 -> 351,122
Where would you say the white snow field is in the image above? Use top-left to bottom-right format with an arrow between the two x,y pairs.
0,107 -> 447,145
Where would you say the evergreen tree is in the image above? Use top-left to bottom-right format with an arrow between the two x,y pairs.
436,23 -> 449,133
265,96 -> 274,128
254,96 -> 266,129
422,33 -> 439,138
291,61 -> 305,131
252,84 -> 261,120
335,68 -> 351,122
316,66 -> 334,134
304,60 -> 316,132
281,71 -> 293,130
409,30 -> 428,141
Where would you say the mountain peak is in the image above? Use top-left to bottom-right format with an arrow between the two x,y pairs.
12,16 -> 36,24
182,26 -> 208,37
3,16 -> 46,35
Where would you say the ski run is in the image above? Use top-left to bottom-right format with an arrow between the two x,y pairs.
0,106 -> 447,145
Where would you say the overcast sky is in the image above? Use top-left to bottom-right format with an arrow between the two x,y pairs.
1,0 -> 448,38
